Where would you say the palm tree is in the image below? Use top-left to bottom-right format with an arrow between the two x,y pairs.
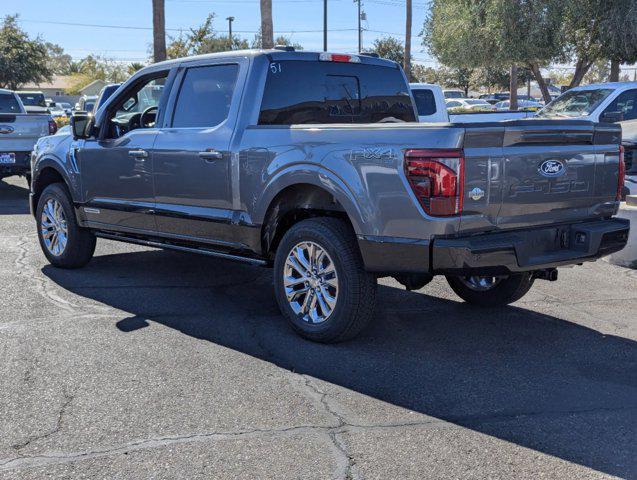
260,0 -> 274,49
152,0 -> 167,62
404,0 -> 412,81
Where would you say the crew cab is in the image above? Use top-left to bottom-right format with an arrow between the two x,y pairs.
30,49 -> 629,343
0,89 -> 57,183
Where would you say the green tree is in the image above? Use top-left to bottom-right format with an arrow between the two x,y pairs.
0,15 -> 52,90
598,0 -> 637,81
67,55 -> 128,94
127,62 -> 146,75
251,30 -> 303,50
366,36 -> 407,65
167,14 -> 249,59
424,0 -> 566,103
45,42 -> 73,75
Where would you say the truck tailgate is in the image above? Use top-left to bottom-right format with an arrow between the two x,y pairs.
460,120 -> 621,233
0,114 -> 50,152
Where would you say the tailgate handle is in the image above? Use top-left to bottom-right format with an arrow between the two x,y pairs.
198,149 -> 223,161
128,149 -> 148,159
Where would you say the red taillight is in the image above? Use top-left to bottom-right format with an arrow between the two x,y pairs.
48,119 -> 57,135
618,145 -> 626,201
404,149 -> 464,216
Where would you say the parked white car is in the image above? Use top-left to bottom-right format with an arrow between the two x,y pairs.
446,98 -> 497,111
495,99 -> 543,111
409,83 -> 536,123
537,82 -> 637,123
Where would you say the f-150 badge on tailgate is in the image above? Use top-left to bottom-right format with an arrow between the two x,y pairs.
539,159 -> 566,177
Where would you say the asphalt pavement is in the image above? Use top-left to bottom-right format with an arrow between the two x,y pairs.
1,175 -> 636,479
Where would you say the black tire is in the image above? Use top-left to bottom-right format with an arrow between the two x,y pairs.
36,183 -> 96,268
446,273 -> 534,306
273,217 -> 377,343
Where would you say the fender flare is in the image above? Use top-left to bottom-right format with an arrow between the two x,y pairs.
253,164 -> 370,235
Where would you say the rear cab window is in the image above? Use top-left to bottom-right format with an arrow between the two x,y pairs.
259,60 -> 416,125
0,93 -> 22,113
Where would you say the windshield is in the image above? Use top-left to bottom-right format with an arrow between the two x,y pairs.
0,93 -> 22,113
465,99 -> 487,105
538,88 -> 614,118
18,93 -> 46,107
444,91 -> 463,99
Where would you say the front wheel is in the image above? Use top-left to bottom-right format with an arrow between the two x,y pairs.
36,183 -> 96,268
273,217 -> 377,343
446,273 -> 534,306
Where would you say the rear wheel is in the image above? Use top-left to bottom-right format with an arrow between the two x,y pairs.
273,217 -> 377,343
36,183 -> 96,268
446,273 -> 534,306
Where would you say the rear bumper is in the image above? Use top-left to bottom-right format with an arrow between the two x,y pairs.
359,218 -> 630,275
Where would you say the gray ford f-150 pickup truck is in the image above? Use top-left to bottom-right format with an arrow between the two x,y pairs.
30,49 -> 629,342
0,89 -> 57,184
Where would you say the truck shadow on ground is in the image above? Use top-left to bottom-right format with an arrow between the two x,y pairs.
0,178 -> 31,215
42,249 -> 637,478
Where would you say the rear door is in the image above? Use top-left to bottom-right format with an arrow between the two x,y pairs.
152,60 -> 243,244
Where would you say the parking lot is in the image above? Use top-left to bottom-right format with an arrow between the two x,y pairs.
0,175 -> 635,479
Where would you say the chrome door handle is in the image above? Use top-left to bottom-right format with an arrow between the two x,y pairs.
128,149 -> 148,158
198,149 -> 223,161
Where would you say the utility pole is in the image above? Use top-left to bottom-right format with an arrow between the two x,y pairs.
404,0 -> 412,81
152,0 -> 166,63
226,16 -> 235,39
356,0 -> 362,53
323,0 -> 328,51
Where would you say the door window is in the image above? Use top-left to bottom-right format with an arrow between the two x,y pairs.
603,89 -> 637,121
107,74 -> 168,138
171,64 -> 239,128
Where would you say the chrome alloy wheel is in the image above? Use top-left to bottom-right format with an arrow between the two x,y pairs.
283,241 -> 339,324
40,198 -> 68,257
458,275 -> 505,291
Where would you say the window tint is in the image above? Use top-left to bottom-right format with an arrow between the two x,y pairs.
259,60 -> 415,124
412,89 -> 437,116
604,89 -> 637,121
0,94 -> 21,113
172,64 -> 239,128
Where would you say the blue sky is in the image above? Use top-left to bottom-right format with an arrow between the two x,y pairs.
4,0 -> 435,65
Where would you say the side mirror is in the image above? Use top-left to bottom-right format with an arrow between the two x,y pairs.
601,111 -> 624,123
70,112 -> 92,140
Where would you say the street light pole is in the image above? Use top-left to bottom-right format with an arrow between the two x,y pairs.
323,0 -> 328,51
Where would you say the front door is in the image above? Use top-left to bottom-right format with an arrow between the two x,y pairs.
152,62 -> 241,244
78,74 -> 169,233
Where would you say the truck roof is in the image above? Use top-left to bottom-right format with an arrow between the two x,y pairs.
151,48 -> 400,69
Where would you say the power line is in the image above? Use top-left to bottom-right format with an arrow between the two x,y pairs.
18,19 -> 357,34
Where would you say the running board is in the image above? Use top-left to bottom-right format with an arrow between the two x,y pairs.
94,232 -> 268,266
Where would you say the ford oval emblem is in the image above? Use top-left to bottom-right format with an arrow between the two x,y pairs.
539,159 -> 566,177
